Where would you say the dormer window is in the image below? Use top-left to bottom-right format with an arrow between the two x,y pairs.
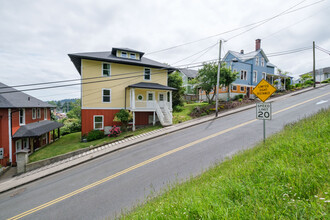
130,53 -> 136,59
121,51 -> 127,58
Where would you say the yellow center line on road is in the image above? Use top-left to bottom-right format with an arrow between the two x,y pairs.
8,92 -> 330,220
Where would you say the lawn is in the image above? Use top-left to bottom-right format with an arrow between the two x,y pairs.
123,108 -> 330,219
29,125 -> 162,163
172,102 -> 209,124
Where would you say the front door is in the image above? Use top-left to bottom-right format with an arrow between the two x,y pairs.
158,93 -> 166,108
246,87 -> 250,98
147,92 -> 155,108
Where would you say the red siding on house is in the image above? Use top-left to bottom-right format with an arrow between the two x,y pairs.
0,109 -> 9,166
81,109 -> 153,135
0,108 -> 52,166
135,112 -> 153,125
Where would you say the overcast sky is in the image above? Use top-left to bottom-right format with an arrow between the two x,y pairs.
0,0 -> 329,101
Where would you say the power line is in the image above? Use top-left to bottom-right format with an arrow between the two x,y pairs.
316,45 -> 330,55
146,0 -> 325,55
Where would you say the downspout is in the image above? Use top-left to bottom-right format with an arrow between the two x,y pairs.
124,87 -> 127,109
8,109 -> 12,164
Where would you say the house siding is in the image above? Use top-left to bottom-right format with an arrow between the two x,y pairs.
81,59 -> 168,109
0,109 -> 9,166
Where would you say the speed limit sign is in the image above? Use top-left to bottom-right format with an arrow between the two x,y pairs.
256,103 -> 272,120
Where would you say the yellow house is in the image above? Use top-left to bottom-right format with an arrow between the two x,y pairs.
68,48 -> 176,135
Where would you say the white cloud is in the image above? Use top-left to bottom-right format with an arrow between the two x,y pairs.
0,0 -> 329,100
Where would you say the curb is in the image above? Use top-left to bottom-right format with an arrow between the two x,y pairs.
0,84 -> 328,193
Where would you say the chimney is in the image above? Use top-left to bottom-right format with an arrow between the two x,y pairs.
240,50 -> 244,54
256,39 -> 261,51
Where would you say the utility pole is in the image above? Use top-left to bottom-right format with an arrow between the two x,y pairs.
313,41 -> 316,88
215,40 -> 222,117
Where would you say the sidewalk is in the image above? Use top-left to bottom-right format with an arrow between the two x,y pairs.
0,84 -> 327,193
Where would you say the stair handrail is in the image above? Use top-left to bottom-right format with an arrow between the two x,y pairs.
154,101 -> 165,125
163,102 -> 172,124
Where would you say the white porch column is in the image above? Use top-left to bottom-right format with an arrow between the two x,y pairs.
272,76 -> 274,85
153,111 -> 156,126
132,111 -> 136,131
169,91 -> 172,110
131,88 -> 135,109
284,78 -> 286,90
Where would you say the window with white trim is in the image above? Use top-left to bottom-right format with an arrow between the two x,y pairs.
94,116 -> 104,130
232,85 -> 237,91
255,57 -> 259,66
253,71 -> 257,82
121,51 -> 127,58
159,93 -> 164,101
262,72 -> 266,79
102,89 -> 111,103
19,109 -> 25,125
44,108 -> 47,120
261,58 -> 264,67
130,53 -> 136,59
32,108 -> 36,119
240,70 -> 247,80
240,86 -> 245,92
102,63 -> 111,77
137,94 -> 143,101
147,92 -> 154,101
37,108 -> 41,118
16,140 -> 22,151
22,138 -> 29,150
144,68 -> 151,80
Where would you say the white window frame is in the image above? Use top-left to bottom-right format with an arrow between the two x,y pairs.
144,68 -> 151,81
240,86 -> 245,92
262,72 -> 267,79
102,63 -> 111,77
137,94 -> 144,101
255,57 -> 259,66
37,108 -> 41,118
147,91 -> 154,101
32,108 -> 36,119
253,71 -> 257,82
158,93 -> 165,101
130,53 -> 136,59
19,108 -> 25,125
93,115 -> 104,130
102,89 -> 111,103
261,58 -> 264,67
240,70 -> 247,80
232,85 -> 237,91
44,108 -> 47,120
121,51 -> 127,58
22,138 -> 29,150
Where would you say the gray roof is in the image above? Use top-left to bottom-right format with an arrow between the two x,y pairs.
267,62 -> 276,67
0,82 -> 54,108
226,49 -> 270,63
178,68 -> 198,78
127,82 -> 177,90
68,49 -> 177,75
13,120 -> 63,138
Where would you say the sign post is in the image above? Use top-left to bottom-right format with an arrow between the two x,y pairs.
252,79 -> 276,143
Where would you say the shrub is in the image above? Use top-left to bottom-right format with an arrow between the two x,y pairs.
108,126 -> 121,137
321,78 -> 330,83
304,80 -> 313,85
113,109 -> 132,132
295,83 -> 301,88
173,105 -> 184,112
234,94 -> 243,100
86,130 -> 104,142
238,98 -> 243,102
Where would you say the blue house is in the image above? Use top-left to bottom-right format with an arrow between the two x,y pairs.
222,39 -> 277,99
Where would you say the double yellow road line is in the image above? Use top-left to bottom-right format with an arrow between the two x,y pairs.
8,92 -> 329,220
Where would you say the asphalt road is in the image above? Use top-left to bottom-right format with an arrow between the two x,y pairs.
0,86 -> 329,220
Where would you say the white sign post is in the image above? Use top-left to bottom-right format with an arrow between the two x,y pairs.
256,102 -> 272,143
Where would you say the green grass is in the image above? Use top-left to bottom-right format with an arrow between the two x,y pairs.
173,102 -> 209,124
29,125 -> 162,163
123,108 -> 330,219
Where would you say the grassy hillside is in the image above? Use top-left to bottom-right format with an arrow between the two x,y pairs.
123,108 -> 330,219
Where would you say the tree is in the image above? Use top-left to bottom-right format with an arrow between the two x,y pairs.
168,71 -> 185,108
66,99 -> 81,119
113,109 -> 133,132
197,62 -> 238,103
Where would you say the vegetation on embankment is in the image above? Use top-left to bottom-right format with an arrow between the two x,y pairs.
123,108 -> 330,219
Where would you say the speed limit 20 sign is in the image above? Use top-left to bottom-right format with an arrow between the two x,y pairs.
256,103 -> 272,120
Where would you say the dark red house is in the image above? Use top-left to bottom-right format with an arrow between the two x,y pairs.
0,82 -> 63,167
